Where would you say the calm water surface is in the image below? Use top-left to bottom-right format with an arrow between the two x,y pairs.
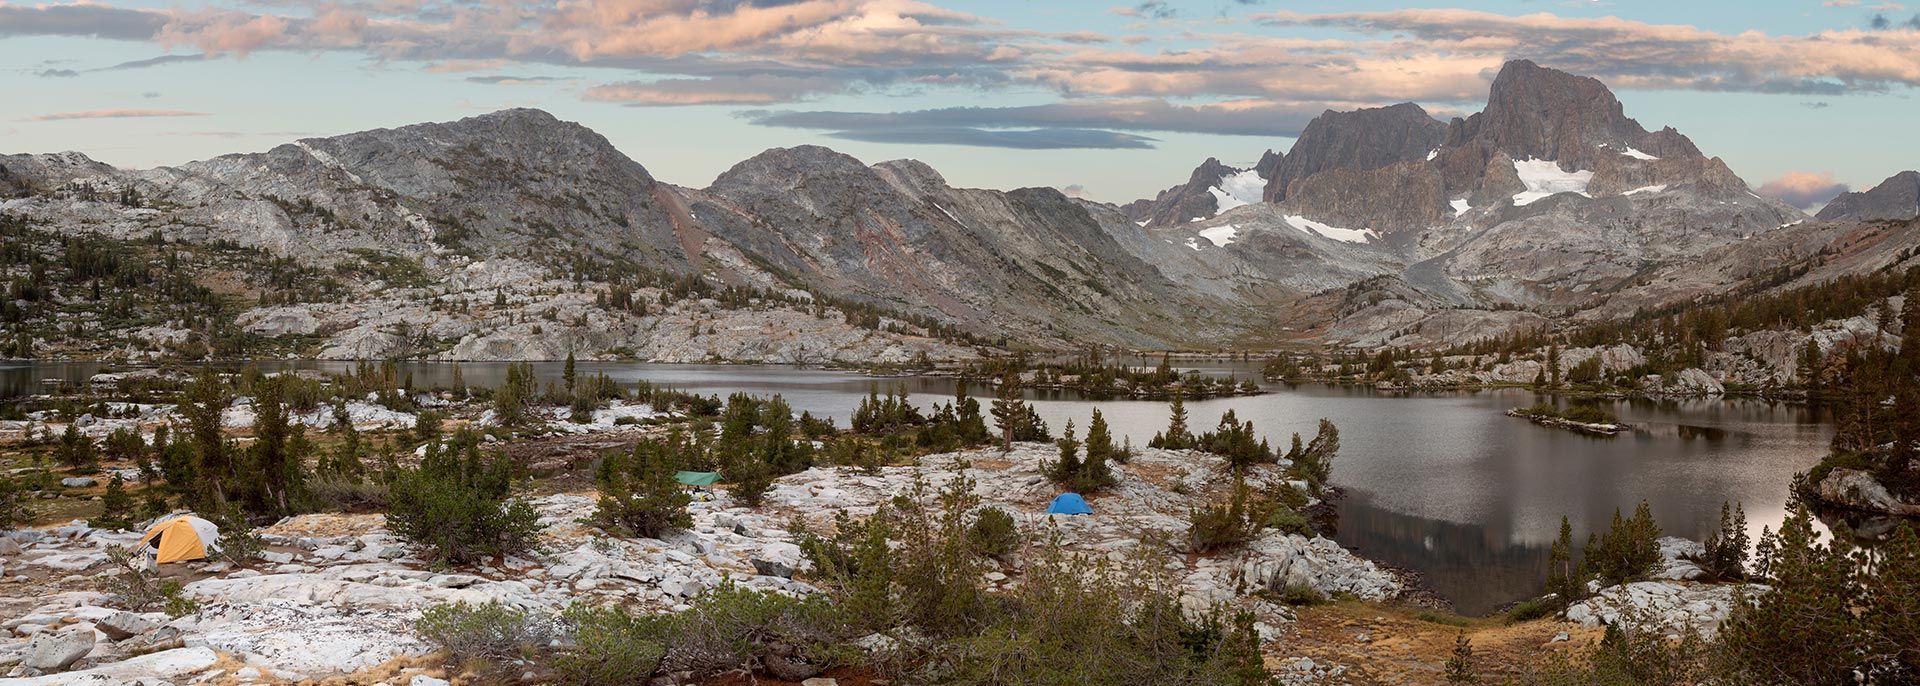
2,359 -> 1830,614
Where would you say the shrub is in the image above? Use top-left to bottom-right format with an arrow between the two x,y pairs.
1277,583 -> 1325,606
90,474 -> 136,530
387,441 -> 541,565
102,545 -> 198,617
656,583 -> 855,681
551,605 -> 666,685
1187,480 -> 1257,553
1266,506 -> 1312,537
1504,598 -> 1556,624
211,509 -> 265,565
305,476 -> 390,512
967,507 -> 1020,559
593,439 -> 692,539
417,601 -> 553,669
0,472 -> 31,530
926,545 -> 1277,686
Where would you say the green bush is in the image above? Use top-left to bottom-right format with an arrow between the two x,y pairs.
1276,583 -> 1325,606
1504,598 -> 1556,624
968,507 -> 1021,559
1187,480 -> 1257,553
387,439 -> 541,565
551,605 -> 667,685
926,546 -> 1277,686
0,471 -> 31,530
593,439 -> 692,539
1266,506 -> 1312,537
656,583 -> 855,681
102,545 -> 199,617
305,476 -> 389,512
417,601 -> 552,668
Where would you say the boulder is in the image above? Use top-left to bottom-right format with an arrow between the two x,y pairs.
60,477 -> 97,488
750,542 -> 804,579
23,626 -> 96,672
1817,468 -> 1920,516
96,611 -> 160,641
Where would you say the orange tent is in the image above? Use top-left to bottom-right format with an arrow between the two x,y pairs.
137,515 -> 221,564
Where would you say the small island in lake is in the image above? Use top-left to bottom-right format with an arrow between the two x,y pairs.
1507,402 -> 1628,435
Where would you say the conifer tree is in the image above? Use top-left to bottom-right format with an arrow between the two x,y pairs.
1149,393 -> 1192,450
90,473 -> 135,530
56,423 -> 96,470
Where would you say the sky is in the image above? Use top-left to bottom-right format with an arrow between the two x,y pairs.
2,1 -> 1918,207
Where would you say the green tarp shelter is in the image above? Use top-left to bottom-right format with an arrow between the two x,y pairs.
675,471 -> 723,486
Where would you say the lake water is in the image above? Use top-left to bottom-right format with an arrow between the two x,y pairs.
2,359 -> 1832,614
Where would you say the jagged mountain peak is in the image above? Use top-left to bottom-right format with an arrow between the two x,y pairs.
1817,171 -> 1920,222
1263,102 -> 1445,203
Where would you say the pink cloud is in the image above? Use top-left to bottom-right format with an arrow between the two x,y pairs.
1758,171 -> 1851,209
157,12 -> 288,57
25,109 -> 210,121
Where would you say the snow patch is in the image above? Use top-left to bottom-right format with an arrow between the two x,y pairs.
1624,184 -> 1667,196
1197,224 -> 1239,247
1449,198 -> 1470,215
1511,158 -> 1594,206
1207,169 -> 1265,215
1184,238 -> 1203,251
1426,148 -> 1439,161
936,204 -> 963,225
1620,146 -> 1659,161
1283,215 -> 1375,244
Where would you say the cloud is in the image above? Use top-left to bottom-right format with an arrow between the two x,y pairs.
1246,8 -> 1920,96
156,12 -> 287,57
465,75 -> 568,85
1803,101 -> 1832,108
1112,2 -> 1177,19
33,53 -> 206,78
1869,13 -> 1920,29
1059,183 -> 1088,197
24,109 -> 210,121
585,74 -> 845,105
745,98 -> 1332,137
824,126 -> 1157,149
0,4 -> 167,40
100,53 -> 206,71
1757,171 -> 1850,208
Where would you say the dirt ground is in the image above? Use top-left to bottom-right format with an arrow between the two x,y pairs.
1281,600 -> 1603,685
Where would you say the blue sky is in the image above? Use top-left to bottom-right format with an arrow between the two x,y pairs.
3,0 -> 1916,206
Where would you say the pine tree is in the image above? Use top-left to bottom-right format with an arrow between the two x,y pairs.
1084,409 -> 1116,467
1149,393 -> 1192,450
1046,419 -> 1083,485
1701,501 -> 1749,580
181,371 -> 232,510
990,371 -> 1024,452
563,350 -> 578,394
56,423 -> 96,470
90,474 -> 135,530
1548,345 -> 1562,388
1444,633 -> 1477,684
1545,515 -> 1581,602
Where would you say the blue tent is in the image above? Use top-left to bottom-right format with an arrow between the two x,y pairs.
1045,493 -> 1093,515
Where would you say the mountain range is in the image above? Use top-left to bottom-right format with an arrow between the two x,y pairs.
3,59 -> 1918,361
